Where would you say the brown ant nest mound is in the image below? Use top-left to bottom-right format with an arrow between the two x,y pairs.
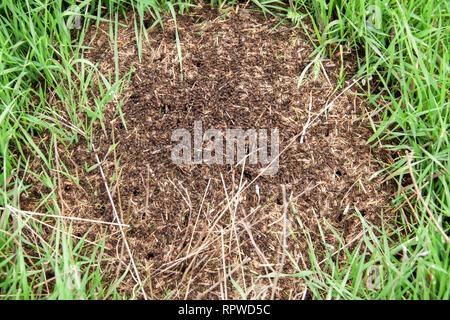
23,5 -> 395,299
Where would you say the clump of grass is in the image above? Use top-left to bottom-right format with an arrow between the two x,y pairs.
0,0 -> 133,299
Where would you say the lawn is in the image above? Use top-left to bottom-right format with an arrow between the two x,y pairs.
0,0 -> 448,300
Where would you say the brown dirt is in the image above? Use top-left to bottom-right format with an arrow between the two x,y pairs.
22,5 -> 396,299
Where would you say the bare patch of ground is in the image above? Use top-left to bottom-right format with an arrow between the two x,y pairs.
22,5 -> 395,299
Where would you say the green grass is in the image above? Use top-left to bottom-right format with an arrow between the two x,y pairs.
0,0 -> 448,299
0,0 -> 134,299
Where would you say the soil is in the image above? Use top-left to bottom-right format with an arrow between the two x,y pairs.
22,5 -> 396,299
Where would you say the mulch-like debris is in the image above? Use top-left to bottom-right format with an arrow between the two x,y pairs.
22,5 -> 395,299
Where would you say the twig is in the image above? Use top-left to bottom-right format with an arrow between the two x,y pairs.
197,257 -> 251,299
92,143 -> 148,298
300,77 -> 363,141
5,205 -> 129,227
271,185 -> 288,299
299,93 -> 313,143
240,221 -> 275,286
